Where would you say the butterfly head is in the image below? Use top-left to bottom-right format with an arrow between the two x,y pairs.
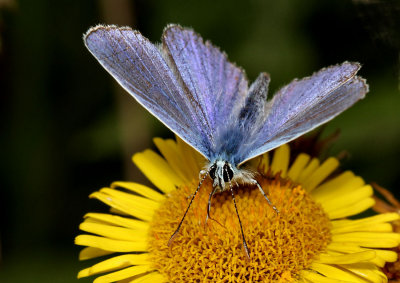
208,160 -> 235,191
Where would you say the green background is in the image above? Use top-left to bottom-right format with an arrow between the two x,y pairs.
0,0 -> 399,282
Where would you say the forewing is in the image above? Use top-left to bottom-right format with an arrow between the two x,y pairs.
84,25 -> 214,158
238,62 -> 368,164
162,25 -> 248,145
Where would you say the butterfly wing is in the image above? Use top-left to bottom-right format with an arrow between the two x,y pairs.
84,25 -> 221,159
85,26 -> 367,166
237,62 -> 368,165
162,25 -> 248,152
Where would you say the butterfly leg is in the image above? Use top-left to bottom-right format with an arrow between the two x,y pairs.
184,170 -> 207,200
168,171 -> 208,247
199,170 -> 207,179
228,180 -> 250,258
252,179 -> 279,214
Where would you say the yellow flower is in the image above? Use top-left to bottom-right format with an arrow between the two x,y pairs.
76,137 -> 400,282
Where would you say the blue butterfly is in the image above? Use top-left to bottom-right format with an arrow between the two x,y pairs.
84,24 -> 368,256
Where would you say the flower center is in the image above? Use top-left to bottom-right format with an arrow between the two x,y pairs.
148,175 -> 331,282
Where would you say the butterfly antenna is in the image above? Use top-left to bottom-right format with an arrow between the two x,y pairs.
168,171 -> 209,247
228,179 -> 250,258
253,179 -> 279,214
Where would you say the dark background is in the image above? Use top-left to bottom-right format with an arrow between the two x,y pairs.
0,0 -> 399,282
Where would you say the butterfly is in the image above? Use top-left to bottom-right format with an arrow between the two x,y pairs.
84,24 -> 368,256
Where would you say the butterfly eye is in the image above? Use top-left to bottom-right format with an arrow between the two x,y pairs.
223,163 -> 234,182
209,165 -> 217,180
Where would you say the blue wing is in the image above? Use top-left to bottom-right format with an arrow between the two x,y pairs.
236,62 -> 368,165
162,25 -> 248,155
85,25 -> 219,159
84,24 -> 249,160
85,25 -> 368,167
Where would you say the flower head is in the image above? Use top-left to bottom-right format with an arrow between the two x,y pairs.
76,137 -> 400,282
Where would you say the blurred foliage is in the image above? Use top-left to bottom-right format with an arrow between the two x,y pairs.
0,0 -> 399,282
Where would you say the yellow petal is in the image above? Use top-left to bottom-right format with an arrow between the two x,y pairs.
325,247 -> 386,268
331,222 -> 393,234
303,157 -> 339,192
109,207 -> 131,216
248,155 -> 262,170
374,249 -> 398,263
337,263 -> 387,282
319,185 -> 373,213
75,235 -> 147,252
77,254 -> 150,278
258,153 -> 270,174
372,257 -> 386,268
331,232 -> 400,248
79,222 -> 147,241
287,153 -> 310,182
331,213 -> 400,229
297,158 -> 320,184
79,247 -> 114,260
176,136 -> 206,171
100,188 -> 160,211
129,271 -> 167,282
90,190 -> 157,221
316,251 -> 376,264
111,181 -> 165,202
271,144 -> 290,177
310,262 -> 368,282
327,242 -> 398,262
313,178 -> 367,205
93,265 -> 154,283
154,138 -> 190,183
177,136 -> 205,180
301,270 -> 353,283
311,171 -> 363,201
133,150 -> 182,193
328,198 -> 375,219
84,213 -> 149,230
327,242 -> 363,255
